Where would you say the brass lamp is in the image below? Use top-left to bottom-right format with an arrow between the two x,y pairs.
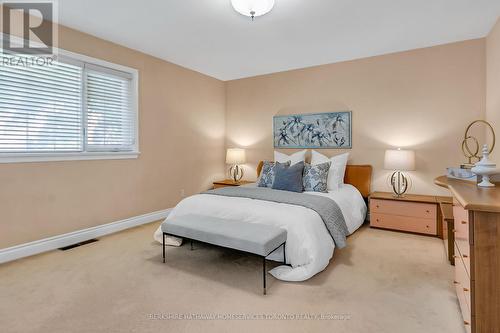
384,148 -> 416,197
226,148 -> 246,182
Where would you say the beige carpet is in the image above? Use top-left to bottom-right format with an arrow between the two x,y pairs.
0,222 -> 465,333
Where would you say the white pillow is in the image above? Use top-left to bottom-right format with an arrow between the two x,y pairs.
274,150 -> 307,165
311,151 -> 349,191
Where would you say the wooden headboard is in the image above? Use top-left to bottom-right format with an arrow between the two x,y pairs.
257,161 -> 372,198
343,165 -> 372,198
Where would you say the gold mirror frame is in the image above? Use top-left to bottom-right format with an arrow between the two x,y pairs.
462,120 -> 496,165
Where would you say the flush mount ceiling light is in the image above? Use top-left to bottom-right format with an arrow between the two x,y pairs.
231,0 -> 275,20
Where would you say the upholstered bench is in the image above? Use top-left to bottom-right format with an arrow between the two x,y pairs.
161,214 -> 287,295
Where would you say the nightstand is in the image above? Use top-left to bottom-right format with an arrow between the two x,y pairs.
369,191 -> 443,236
213,179 -> 253,189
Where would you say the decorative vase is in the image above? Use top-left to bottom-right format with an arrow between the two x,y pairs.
471,144 -> 498,187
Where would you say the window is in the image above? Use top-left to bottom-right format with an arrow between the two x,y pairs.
0,46 -> 138,163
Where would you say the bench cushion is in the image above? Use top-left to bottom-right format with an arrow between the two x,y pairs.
161,214 -> 287,257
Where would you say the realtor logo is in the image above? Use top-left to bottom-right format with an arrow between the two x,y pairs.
1,1 -> 57,55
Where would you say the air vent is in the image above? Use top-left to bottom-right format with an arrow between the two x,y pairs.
59,239 -> 99,251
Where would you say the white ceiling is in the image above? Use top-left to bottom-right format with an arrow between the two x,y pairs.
59,0 -> 500,81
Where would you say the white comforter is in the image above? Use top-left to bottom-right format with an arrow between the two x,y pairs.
153,184 -> 366,282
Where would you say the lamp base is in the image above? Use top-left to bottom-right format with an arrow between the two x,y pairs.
390,171 -> 409,197
229,165 -> 244,182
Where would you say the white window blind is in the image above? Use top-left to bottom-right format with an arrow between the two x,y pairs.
85,64 -> 134,152
0,55 -> 83,152
0,50 -> 137,160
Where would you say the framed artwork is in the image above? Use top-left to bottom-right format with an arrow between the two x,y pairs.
273,111 -> 352,149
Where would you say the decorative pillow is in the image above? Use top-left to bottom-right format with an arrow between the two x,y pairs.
272,161 -> 305,193
303,162 -> 331,193
258,161 -> 290,188
311,151 -> 349,191
274,150 -> 307,165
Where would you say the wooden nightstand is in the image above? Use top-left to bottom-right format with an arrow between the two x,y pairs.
369,191 -> 446,236
213,179 -> 253,189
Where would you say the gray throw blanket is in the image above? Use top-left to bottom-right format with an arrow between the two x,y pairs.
203,187 -> 349,248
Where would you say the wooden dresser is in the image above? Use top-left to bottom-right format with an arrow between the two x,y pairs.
435,176 -> 500,333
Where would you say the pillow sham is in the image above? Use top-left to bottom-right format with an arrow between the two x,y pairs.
258,161 -> 290,188
310,151 -> 349,191
303,161 -> 331,193
274,150 -> 307,165
272,161 -> 305,193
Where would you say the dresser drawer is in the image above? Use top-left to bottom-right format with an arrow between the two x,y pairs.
371,199 -> 437,219
455,243 -> 471,309
453,205 -> 471,276
456,280 -> 472,333
371,213 -> 437,235
455,240 -> 470,277
453,205 -> 470,240
454,252 -> 472,332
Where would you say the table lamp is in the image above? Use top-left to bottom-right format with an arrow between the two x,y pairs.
384,148 -> 415,197
226,148 -> 246,182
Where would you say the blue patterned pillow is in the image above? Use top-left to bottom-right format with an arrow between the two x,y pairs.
303,162 -> 331,193
258,161 -> 290,188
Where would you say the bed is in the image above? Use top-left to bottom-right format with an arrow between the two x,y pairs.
153,163 -> 372,282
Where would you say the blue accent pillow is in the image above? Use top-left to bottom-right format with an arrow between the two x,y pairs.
303,162 -> 331,193
272,161 -> 305,193
258,161 -> 290,188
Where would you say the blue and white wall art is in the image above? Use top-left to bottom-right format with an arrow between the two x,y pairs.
273,111 -> 352,149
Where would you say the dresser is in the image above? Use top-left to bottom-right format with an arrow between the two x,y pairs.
435,176 -> 500,333
369,192 -> 440,236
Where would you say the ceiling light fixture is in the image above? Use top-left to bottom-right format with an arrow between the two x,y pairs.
231,0 -> 275,20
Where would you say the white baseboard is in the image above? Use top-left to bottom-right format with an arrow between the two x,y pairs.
0,208 -> 172,264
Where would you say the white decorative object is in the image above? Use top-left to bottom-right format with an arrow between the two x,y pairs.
471,144 -> 498,187
231,0 -> 275,20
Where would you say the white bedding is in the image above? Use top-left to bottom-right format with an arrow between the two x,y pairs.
153,184 -> 366,282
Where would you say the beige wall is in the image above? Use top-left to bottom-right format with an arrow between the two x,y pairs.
0,22 -> 226,248
226,40 -> 486,196
487,18 -> 500,165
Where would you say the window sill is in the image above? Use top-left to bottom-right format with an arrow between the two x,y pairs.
0,152 -> 140,164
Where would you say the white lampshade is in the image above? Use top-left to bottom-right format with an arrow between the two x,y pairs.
231,0 -> 275,18
226,148 -> 246,165
384,149 -> 416,171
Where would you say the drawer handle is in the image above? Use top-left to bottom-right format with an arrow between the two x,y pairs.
463,288 -> 469,292
464,321 -> 470,326
376,205 -> 379,208
426,210 -> 430,213
461,221 -> 467,225
452,229 -> 457,233
453,280 -> 459,284
453,255 -> 459,259
463,254 -> 468,258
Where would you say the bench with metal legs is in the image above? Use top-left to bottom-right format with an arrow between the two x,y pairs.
162,232 -> 286,295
